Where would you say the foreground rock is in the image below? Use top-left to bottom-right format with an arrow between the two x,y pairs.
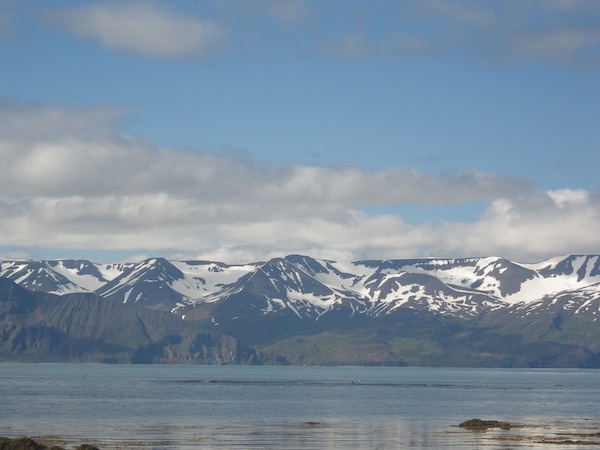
458,418 -> 512,430
0,437 -> 99,450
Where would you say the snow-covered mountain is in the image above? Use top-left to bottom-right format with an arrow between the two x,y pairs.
2,254 -> 600,321
3,254 -> 600,367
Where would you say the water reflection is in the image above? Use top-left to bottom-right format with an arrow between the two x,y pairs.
126,418 -> 600,449
6,417 -> 600,449
130,419 -> 452,449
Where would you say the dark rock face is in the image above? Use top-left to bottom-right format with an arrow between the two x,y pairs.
129,331 -> 283,364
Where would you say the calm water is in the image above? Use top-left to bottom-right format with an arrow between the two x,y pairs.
1,364 -> 599,449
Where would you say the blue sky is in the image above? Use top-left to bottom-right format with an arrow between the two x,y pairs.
1,0 -> 599,263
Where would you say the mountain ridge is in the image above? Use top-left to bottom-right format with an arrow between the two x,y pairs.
2,254 -> 600,367
3,254 -> 600,317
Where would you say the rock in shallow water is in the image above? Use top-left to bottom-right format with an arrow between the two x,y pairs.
458,418 -> 512,430
0,437 -> 100,450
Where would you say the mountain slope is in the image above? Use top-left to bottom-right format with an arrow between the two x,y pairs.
0,278 -> 281,364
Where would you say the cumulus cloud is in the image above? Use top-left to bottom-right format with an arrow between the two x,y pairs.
1,103 -> 599,263
43,1 -> 227,58
0,103 -> 533,203
436,190 -> 600,261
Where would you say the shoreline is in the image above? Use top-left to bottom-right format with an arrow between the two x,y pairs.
3,418 -> 600,449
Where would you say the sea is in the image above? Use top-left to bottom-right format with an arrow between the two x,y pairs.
0,363 -> 599,449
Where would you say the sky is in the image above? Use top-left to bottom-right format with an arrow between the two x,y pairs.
1,0 -> 599,264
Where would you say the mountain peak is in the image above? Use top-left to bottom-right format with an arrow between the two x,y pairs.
2,254 -> 600,320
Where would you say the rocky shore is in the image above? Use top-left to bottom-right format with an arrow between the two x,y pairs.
4,419 -> 600,449
456,418 -> 600,446
0,437 -> 99,450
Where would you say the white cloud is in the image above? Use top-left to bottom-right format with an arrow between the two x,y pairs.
1,103 -> 599,263
547,188 -> 589,206
43,1 -> 227,58
0,104 -> 532,203
436,190 -> 600,262
0,102 -> 122,141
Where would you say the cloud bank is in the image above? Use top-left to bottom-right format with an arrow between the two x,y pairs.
1,103 -> 599,263
36,0 -> 600,69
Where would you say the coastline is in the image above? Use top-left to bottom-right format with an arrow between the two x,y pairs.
3,418 -> 600,449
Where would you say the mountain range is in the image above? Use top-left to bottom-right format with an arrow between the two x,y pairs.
1,254 -> 600,367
